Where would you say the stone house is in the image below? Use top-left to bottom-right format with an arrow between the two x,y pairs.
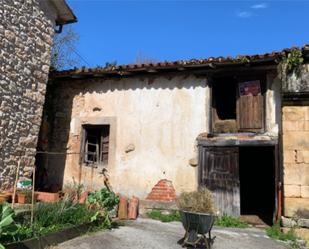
41,46 -> 308,232
0,0 -> 76,190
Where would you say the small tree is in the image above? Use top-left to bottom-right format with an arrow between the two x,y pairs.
50,27 -> 81,70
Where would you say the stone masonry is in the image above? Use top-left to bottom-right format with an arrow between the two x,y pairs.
282,62 -> 309,220
283,105 -> 309,217
0,0 -> 56,190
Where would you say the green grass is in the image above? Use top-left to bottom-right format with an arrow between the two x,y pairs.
266,223 -> 304,249
266,222 -> 297,242
146,210 -> 181,222
214,214 -> 249,228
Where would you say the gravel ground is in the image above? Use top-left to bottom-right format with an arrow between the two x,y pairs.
53,218 -> 289,249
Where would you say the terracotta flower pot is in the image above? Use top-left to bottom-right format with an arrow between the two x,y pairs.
35,191 -> 59,203
17,193 -> 27,204
0,194 -> 10,203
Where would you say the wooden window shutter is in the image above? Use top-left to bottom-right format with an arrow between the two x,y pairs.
237,95 -> 264,131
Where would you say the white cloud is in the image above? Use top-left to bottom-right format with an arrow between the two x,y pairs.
237,11 -> 253,18
251,3 -> 268,9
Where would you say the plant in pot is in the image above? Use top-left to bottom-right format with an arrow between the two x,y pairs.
17,190 -> 33,204
176,187 -> 216,249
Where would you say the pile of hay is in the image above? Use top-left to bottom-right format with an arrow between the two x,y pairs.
177,187 -> 215,214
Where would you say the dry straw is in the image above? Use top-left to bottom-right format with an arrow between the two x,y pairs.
176,187 -> 215,214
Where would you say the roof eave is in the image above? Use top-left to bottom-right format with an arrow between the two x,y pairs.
50,0 -> 77,25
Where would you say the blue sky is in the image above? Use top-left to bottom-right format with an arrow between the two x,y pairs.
66,0 -> 309,68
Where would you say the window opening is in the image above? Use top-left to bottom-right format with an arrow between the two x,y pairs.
82,125 -> 110,167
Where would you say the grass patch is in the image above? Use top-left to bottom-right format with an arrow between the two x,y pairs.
266,222 -> 297,242
266,223 -> 305,249
147,210 -> 181,222
214,214 -> 249,228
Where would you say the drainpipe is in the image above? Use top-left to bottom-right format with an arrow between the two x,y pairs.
54,24 -> 63,34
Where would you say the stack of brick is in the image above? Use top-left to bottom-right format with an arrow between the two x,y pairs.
146,179 -> 176,202
282,106 -> 309,217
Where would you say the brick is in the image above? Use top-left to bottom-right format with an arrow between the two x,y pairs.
146,179 -> 176,202
301,165 -> 309,185
283,121 -> 300,132
283,107 -> 306,121
284,197 -> 309,217
283,132 -> 309,150
305,107 -> 309,121
284,184 -> 301,197
284,164 -> 302,185
298,151 -> 309,164
284,150 -> 296,164
301,186 -> 309,198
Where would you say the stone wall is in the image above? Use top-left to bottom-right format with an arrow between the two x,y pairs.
0,0 -> 55,190
283,105 -> 309,217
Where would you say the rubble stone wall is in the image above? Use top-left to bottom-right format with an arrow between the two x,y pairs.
0,0 -> 55,189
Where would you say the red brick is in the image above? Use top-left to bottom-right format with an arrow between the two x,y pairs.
146,179 -> 176,202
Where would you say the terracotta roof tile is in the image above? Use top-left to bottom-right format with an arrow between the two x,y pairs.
52,45 -> 308,79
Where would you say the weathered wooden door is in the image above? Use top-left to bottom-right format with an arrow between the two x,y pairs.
198,146 -> 240,216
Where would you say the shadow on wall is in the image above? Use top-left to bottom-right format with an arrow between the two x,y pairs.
35,81 -> 74,192
35,73 -> 207,192
58,73 -> 206,95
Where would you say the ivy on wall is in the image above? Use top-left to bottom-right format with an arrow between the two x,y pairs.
278,48 -> 304,82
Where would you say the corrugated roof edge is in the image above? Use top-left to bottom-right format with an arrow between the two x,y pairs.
51,45 -> 309,79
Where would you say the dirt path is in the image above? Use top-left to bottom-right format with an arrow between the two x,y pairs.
53,218 -> 289,249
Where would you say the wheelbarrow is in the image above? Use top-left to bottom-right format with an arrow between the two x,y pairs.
179,210 -> 216,249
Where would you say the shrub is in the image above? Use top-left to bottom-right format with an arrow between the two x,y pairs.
176,187 -> 215,214
0,203 -> 19,248
87,188 -> 119,212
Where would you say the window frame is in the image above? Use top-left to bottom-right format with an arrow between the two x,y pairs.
80,124 -> 110,167
211,74 -> 266,134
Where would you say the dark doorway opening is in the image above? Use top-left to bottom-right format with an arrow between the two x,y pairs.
239,146 -> 275,225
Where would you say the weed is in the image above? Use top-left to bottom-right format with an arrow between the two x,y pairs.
147,210 -> 181,222
266,222 -> 297,241
214,214 -> 249,228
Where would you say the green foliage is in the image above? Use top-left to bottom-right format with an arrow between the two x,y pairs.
0,203 -> 18,249
0,201 -> 101,246
281,49 -> 304,74
214,214 -> 249,228
278,48 -> 304,82
266,222 -> 297,242
33,201 -> 97,229
1,189 -> 121,247
147,210 -> 181,222
87,188 -> 119,212
62,178 -> 84,202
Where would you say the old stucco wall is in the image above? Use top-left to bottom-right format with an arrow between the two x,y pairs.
46,75 -> 209,197
0,0 -> 55,189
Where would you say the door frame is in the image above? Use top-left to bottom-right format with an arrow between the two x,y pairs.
197,140 -> 280,221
